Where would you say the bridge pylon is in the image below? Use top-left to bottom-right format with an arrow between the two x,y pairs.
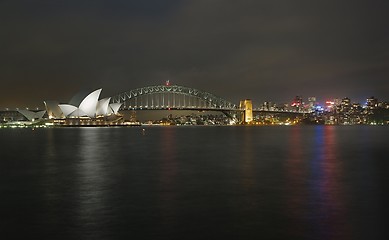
240,99 -> 253,124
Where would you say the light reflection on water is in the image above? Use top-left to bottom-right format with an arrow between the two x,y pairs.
309,126 -> 350,240
283,126 -> 386,240
0,126 -> 388,239
285,126 -> 307,238
240,127 -> 256,205
76,128 -> 112,238
157,127 -> 179,235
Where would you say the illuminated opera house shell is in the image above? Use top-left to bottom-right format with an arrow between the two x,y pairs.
44,89 -> 122,119
17,109 -> 46,121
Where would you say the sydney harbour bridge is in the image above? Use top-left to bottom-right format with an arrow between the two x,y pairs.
111,84 -> 237,111
12,83 -> 310,125
109,83 -> 310,122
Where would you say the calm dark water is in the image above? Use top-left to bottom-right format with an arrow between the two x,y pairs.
0,126 -> 388,239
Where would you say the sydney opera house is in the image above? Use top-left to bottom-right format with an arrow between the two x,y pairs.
44,88 -> 123,125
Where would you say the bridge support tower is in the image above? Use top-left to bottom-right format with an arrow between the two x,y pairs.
240,99 -> 253,124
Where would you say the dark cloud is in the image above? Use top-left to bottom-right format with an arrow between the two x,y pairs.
1,0 -> 388,108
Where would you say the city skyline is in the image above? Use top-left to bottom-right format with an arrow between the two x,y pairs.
1,0 -> 388,108
0,81 -> 387,110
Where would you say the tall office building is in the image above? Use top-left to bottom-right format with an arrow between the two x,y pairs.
308,97 -> 317,110
366,96 -> 378,110
341,97 -> 351,113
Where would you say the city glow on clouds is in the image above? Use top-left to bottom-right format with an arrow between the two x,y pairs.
0,0 -> 388,108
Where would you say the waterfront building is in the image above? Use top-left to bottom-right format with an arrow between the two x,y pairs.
44,88 -> 122,119
0,110 -> 26,123
291,96 -> 303,111
308,97 -> 317,111
340,97 -> 351,113
367,96 -> 378,110
17,109 -> 46,122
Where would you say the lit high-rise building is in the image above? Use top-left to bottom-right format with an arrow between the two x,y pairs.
308,97 -> 317,110
341,97 -> 351,113
366,96 -> 378,110
291,96 -> 303,111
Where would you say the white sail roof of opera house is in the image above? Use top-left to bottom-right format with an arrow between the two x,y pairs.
58,104 -> 78,117
96,98 -> 111,116
109,103 -> 122,115
18,109 -> 46,121
78,89 -> 102,118
44,88 -> 122,119
68,90 -> 91,106
44,101 -> 64,119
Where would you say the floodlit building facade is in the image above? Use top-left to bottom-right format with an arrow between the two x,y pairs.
44,88 -> 122,119
240,99 -> 253,123
17,109 -> 46,122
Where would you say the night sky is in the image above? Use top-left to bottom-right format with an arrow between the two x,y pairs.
1,0 -> 388,108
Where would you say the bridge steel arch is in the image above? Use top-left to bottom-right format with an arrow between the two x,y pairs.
110,85 -> 238,111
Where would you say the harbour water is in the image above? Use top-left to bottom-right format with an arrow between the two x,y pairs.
0,126 -> 388,239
